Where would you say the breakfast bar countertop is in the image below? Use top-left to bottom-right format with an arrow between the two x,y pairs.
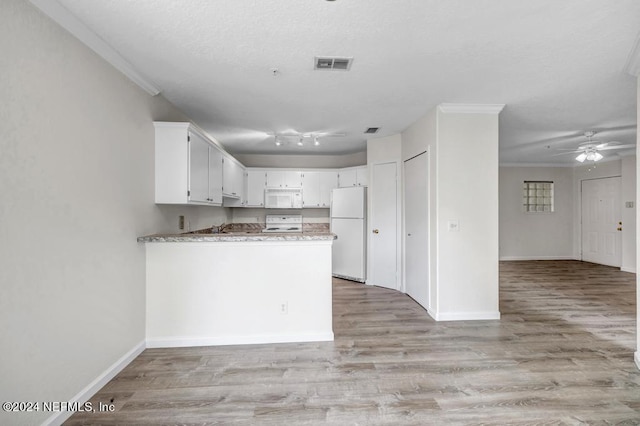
137,231 -> 336,243
137,223 -> 336,243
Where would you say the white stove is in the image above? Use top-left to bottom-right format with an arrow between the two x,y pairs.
262,215 -> 303,233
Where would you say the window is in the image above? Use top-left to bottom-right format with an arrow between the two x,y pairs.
523,181 -> 554,212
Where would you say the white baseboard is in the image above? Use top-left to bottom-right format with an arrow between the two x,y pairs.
621,266 -> 637,273
146,332 -> 334,348
499,255 -> 576,261
434,311 -> 501,321
44,340 -> 145,426
635,351 -> 640,370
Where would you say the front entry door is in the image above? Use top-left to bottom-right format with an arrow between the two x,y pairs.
581,177 -> 621,267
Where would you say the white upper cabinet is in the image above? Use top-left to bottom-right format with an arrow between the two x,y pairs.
319,171 -> 339,207
302,171 -> 338,208
188,131 -> 211,203
266,170 -> 302,188
302,172 -> 321,207
338,166 -> 368,187
154,122 -> 224,206
246,170 -> 266,207
208,145 -> 223,204
222,154 -> 244,199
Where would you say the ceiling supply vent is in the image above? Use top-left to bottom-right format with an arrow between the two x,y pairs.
364,127 -> 380,134
314,56 -> 353,71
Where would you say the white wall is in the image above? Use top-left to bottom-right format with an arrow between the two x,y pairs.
0,2 -> 227,424
499,167 -> 574,260
401,106 -> 500,321
622,156 -> 637,273
435,109 -> 500,319
635,75 -> 640,370
234,151 -> 366,168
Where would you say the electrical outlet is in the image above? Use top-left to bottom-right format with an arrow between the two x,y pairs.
280,302 -> 288,315
178,215 -> 185,230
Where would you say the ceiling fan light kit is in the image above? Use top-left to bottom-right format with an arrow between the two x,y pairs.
575,150 -> 603,163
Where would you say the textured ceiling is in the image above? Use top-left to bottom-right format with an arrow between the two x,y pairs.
53,0 -> 640,163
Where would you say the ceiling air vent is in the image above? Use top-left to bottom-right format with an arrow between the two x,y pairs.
364,127 -> 380,134
314,56 -> 353,71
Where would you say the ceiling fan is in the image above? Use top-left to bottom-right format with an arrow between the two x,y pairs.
555,131 -> 634,163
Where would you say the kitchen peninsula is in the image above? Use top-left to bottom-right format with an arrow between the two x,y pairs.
138,226 -> 336,348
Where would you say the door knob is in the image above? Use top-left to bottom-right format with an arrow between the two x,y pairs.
407,233 -> 412,236
617,227 -> 622,231
372,229 -> 379,234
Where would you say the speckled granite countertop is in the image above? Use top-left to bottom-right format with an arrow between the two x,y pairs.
137,223 -> 336,243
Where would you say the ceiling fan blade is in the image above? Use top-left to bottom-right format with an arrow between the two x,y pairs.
597,144 -> 635,151
550,151 -> 581,157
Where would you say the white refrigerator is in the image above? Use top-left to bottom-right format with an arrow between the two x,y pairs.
331,186 -> 366,282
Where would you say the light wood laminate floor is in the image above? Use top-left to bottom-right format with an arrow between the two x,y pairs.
67,260 -> 639,425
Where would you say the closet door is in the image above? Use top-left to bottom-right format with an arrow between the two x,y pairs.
404,152 -> 429,310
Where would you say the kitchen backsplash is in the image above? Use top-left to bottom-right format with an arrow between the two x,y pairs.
188,222 -> 330,234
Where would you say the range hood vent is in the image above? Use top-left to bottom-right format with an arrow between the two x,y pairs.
314,56 -> 353,71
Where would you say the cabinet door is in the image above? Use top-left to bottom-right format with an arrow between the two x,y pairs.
356,166 -> 368,187
233,163 -> 245,200
188,132 -> 210,202
223,155 -> 239,196
208,147 -> 223,204
302,172 -> 321,207
338,169 -> 357,187
246,171 -> 266,207
266,170 -> 285,187
319,171 -> 338,207
284,171 -> 302,188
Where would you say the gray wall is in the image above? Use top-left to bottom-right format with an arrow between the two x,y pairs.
499,167 -> 574,260
0,1 -> 227,424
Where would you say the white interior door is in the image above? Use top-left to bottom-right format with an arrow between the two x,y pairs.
370,162 -> 398,290
404,152 -> 429,309
581,177 -> 621,267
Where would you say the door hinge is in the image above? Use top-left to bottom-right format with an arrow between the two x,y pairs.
188,135 -> 190,142
187,190 -> 191,197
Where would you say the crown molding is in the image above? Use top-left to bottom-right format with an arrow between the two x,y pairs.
29,0 -> 161,96
624,31 -> 640,77
500,162 -> 576,168
438,103 -> 505,114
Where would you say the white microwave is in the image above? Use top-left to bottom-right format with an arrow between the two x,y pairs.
264,188 -> 303,209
